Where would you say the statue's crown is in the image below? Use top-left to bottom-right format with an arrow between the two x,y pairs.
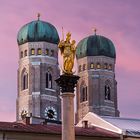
66,32 -> 71,37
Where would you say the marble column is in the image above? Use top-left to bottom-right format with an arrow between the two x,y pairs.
56,74 -> 79,140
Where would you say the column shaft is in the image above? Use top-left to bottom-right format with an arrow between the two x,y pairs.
62,92 -> 75,140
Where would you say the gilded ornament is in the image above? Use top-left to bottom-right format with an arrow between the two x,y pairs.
58,32 -> 76,74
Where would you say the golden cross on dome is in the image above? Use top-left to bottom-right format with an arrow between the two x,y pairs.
92,27 -> 97,35
37,13 -> 41,20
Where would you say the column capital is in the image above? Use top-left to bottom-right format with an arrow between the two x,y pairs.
61,92 -> 75,97
55,74 -> 80,93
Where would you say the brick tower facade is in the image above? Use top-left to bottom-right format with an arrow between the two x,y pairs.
76,34 -> 120,123
16,19 -> 61,122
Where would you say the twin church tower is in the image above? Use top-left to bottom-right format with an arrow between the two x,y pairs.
16,17 -> 119,123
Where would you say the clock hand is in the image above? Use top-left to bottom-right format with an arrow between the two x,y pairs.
47,111 -> 54,117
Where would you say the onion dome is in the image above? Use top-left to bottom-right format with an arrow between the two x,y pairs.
17,17 -> 60,45
76,34 -> 116,59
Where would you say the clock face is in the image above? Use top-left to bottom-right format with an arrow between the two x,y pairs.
44,106 -> 57,120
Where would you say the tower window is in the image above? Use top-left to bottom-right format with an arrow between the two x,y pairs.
24,50 -> 27,57
31,48 -> 35,55
97,63 -> 101,69
37,48 -> 42,55
108,64 -> 112,70
104,63 -> 108,69
22,72 -> 28,90
80,86 -> 88,102
46,72 -> 52,89
51,50 -> 54,56
105,85 -> 111,100
90,63 -> 94,69
78,65 -> 82,72
46,49 -> 49,55
83,64 -> 86,71
20,51 -> 23,58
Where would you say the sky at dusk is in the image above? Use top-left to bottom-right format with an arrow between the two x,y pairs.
0,0 -> 140,121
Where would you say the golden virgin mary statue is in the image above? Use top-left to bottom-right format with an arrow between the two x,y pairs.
58,32 -> 76,75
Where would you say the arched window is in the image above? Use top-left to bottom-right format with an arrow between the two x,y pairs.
97,63 -> 101,69
31,48 -> 35,55
79,65 -> 82,72
90,63 -> 94,69
105,85 -> 111,100
51,50 -> 54,56
104,63 -> 108,69
83,64 -> 86,71
46,72 -> 52,89
24,50 -> 27,57
105,80 -> 112,100
21,51 -> 23,58
21,71 -> 28,90
37,48 -> 42,55
80,86 -> 88,102
46,49 -> 49,55
108,64 -> 112,70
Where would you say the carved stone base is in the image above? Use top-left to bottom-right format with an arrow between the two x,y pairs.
55,74 -> 80,93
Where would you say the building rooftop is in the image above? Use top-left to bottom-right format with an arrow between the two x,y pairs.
77,112 -> 140,138
102,116 -> 140,137
0,121 -> 119,138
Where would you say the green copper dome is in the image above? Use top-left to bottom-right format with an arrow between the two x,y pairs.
76,35 -> 116,59
17,20 -> 60,45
